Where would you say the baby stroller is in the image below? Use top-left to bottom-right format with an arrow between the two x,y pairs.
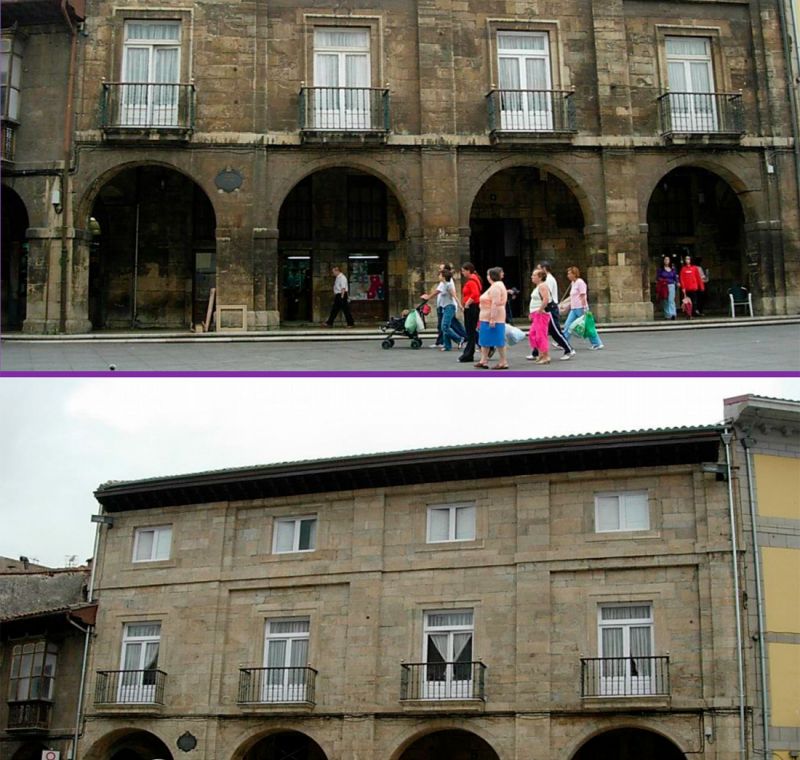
380,301 -> 430,349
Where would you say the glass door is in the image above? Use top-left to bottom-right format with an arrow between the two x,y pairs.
119,623 -> 160,703
599,605 -> 653,696
666,37 -> 716,132
263,619 -> 310,702
314,29 -> 370,129
423,611 -> 474,699
498,33 -> 552,130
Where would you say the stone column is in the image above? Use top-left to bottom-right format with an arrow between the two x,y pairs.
419,147 -> 461,286
22,228 -> 61,334
252,227 -> 280,329
64,228 -> 93,333
744,219 -> 785,315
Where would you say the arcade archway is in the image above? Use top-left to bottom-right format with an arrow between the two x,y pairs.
88,165 -> 216,330
1,185 -> 29,331
241,730 -> 328,760
469,166 -> 586,317
572,727 -> 686,760
396,729 -> 501,760
647,166 -> 746,315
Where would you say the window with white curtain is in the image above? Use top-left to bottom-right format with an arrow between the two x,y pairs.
263,618 -> 310,701
121,21 -> 181,127
313,28 -> 371,129
119,622 -> 161,702
497,32 -> 553,130
427,504 -> 476,543
594,491 -> 650,532
423,610 -> 474,698
665,36 -> 717,131
598,604 -> 654,695
273,516 -> 317,553
133,525 -> 172,562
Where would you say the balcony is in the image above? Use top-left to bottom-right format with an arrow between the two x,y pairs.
6,700 -> 52,731
581,656 -> 670,700
237,666 -> 317,706
100,82 -> 196,142
299,86 -> 390,144
400,661 -> 486,702
94,669 -> 167,706
658,92 -> 744,144
487,89 -> 576,144
2,122 -> 16,162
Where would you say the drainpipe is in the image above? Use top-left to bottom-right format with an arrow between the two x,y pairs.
59,0 -> 79,333
721,428 -> 747,760
68,615 -> 91,760
741,434 -> 770,760
776,0 -> 800,216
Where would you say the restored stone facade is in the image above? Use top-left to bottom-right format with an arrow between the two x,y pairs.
2,0 -> 798,332
80,427 -> 757,759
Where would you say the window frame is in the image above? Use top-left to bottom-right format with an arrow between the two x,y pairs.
0,33 -> 25,123
272,515 -> 318,554
487,19 -> 565,92
8,640 -> 57,702
118,621 -> 162,703
426,503 -> 477,543
594,491 -> 650,533
132,524 -> 173,562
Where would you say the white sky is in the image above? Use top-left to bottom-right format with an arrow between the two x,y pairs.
1,376 -> 798,567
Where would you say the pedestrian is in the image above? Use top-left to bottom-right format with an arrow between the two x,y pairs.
538,261 -> 574,359
656,255 -> 679,320
694,256 -> 709,315
562,266 -> 604,350
475,267 -> 509,370
526,268 -> 552,365
434,268 -> 466,351
421,261 -> 456,347
322,265 -> 354,327
458,262 -> 482,363
679,254 -> 705,318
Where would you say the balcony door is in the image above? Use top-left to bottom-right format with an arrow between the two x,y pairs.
119,622 -> 160,703
598,605 -> 653,696
121,21 -> 180,127
263,619 -> 310,702
423,610 -> 473,699
313,28 -> 370,129
497,32 -> 552,130
666,36 -> 717,132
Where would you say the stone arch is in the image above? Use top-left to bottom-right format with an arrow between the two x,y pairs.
230,728 -> 330,760
10,742 -> 48,760
1,184 -> 30,330
568,724 -> 687,760
82,727 -> 174,760
389,724 -> 503,760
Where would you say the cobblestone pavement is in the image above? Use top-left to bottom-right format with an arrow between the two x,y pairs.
1,322 -> 798,373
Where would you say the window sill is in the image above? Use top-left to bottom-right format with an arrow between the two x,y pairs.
416,539 -> 485,553
128,559 -> 178,570
586,531 -> 661,542
237,701 -> 315,713
581,694 -> 671,710
399,698 -> 486,712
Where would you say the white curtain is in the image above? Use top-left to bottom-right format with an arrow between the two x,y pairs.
274,521 -> 295,552
666,36 -> 708,57
427,611 -> 473,627
429,508 -> 450,541
126,22 -> 180,42
455,506 -> 475,540
596,496 -> 620,531
498,33 -> 545,52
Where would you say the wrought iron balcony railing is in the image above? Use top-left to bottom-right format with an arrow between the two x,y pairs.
487,89 -> 576,133
100,82 -> 196,130
400,661 -> 486,701
2,122 -> 16,162
238,666 -> 318,705
581,655 -> 670,698
7,700 -> 53,731
94,669 -> 167,705
299,86 -> 390,132
658,92 -> 744,135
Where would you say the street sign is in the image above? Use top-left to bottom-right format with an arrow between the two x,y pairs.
42,752 -> 60,760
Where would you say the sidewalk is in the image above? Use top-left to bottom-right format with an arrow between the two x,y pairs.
2,314 -> 798,344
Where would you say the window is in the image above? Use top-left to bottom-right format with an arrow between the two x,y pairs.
263,618 -> 310,702
133,525 -> 172,562
497,32 -> 553,130
273,516 -> 317,553
595,492 -> 649,532
665,36 -> 716,132
313,28 -> 370,129
119,622 -> 161,702
598,604 -> 654,695
427,504 -> 476,543
121,21 -> 181,126
0,35 -> 23,122
8,641 -> 57,702
423,610 -> 474,698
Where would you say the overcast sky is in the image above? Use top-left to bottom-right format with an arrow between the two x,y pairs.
1,376 -> 798,567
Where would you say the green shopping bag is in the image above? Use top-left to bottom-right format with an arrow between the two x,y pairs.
569,314 -> 587,338
584,311 -> 598,340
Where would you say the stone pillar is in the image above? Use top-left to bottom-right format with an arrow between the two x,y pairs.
252,227 -> 280,329
65,228 -> 92,333
744,219 -> 785,315
22,228 -> 61,334
419,147 -> 461,286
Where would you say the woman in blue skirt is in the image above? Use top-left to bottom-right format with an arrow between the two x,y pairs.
475,267 -> 509,370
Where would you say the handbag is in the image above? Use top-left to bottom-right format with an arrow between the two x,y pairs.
558,301 -> 570,318
505,323 -> 526,346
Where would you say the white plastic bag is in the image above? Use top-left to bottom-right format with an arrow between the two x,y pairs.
505,323 -> 526,346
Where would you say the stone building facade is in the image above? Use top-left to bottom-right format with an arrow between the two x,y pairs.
2,0 -> 799,333
79,423 -> 764,760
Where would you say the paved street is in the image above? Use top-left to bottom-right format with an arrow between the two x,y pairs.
2,321 -> 798,373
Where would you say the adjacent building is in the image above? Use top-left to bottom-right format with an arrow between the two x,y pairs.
1,0 -> 799,333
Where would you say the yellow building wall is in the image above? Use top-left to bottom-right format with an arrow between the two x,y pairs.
763,548 -> 800,633
754,454 -> 800,519
769,643 -> 800,727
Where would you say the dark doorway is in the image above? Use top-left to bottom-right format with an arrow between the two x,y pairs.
105,730 -> 174,760
1,185 -> 29,331
243,731 -> 327,760
470,218 -> 523,316
397,729 -> 501,760
573,728 -> 686,760
280,254 -> 313,322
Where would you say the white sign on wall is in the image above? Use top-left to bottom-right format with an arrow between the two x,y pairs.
42,752 -> 60,760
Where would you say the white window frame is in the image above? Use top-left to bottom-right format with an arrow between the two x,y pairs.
118,622 -> 161,703
426,503 -> 476,543
422,609 -> 474,699
665,36 -> 717,132
121,20 -> 181,127
313,27 -> 371,129
594,491 -> 650,533
262,618 -> 311,702
272,515 -> 318,554
497,31 -> 553,131
597,604 -> 654,696
1,35 -> 24,122
132,525 -> 172,562
8,640 -> 57,702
